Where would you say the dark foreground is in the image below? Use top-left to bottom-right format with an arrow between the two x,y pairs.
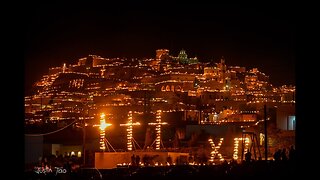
25,160 -> 298,180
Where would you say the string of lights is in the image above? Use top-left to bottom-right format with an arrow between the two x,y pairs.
24,119 -> 80,136
120,111 -> 141,151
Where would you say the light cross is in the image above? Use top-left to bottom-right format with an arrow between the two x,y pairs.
120,111 -> 141,151
93,113 -> 112,151
148,110 -> 168,150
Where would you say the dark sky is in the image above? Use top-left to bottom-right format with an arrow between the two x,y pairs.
24,3 -> 295,94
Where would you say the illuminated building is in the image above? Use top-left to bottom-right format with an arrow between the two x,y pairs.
276,104 -> 296,130
178,49 -> 188,64
25,49 -> 295,140
229,66 -> 246,73
156,49 -> 170,60
203,67 -> 219,79
245,68 -> 269,91
24,49 -> 296,165
175,49 -> 198,64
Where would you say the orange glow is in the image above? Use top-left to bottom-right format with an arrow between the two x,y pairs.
99,113 -> 112,150
119,111 -> 140,151
148,110 -> 168,150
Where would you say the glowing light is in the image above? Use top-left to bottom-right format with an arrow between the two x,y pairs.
148,110 -> 168,150
233,137 -> 250,160
208,138 -> 224,162
100,113 -> 105,119
62,63 -> 66,73
260,133 -> 264,146
98,113 -> 112,151
120,111 -> 140,151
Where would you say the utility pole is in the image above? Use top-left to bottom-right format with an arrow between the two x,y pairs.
264,104 -> 268,161
83,113 -> 86,166
82,102 -> 89,167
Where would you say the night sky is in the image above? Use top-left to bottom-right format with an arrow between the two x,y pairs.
24,3 -> 295,94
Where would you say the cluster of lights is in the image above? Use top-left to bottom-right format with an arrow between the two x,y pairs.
26,53 -> 295,127
69,79 -> 84,88
126,112 -> 133,151
155,79 -> 193,86
160,85 -> 183,92
120,111 -> 140,151
233,137 -> 250,160
155,110 -> 161,150
208,138 -> 224,162
148,110 -> 168,150
98,113 -> 112,151
118,161 -> 168,167
160,71 -> 200,76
